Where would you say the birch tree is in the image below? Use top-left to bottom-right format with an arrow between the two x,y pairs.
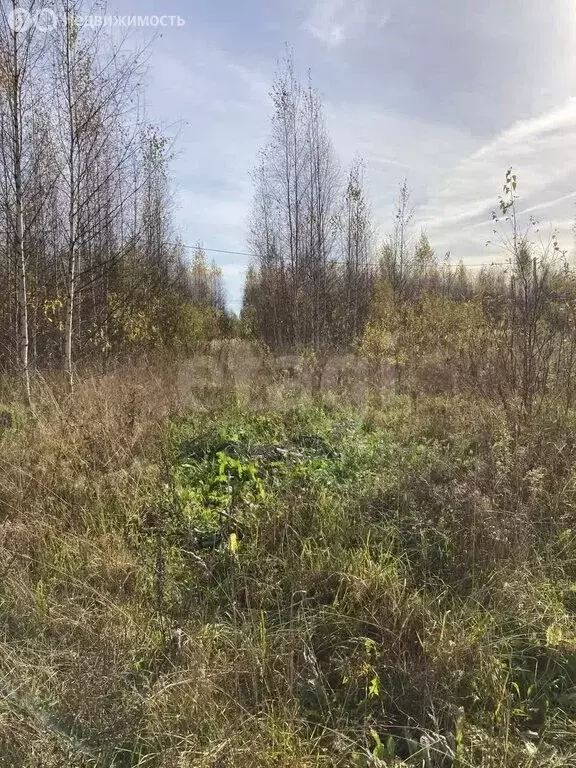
0,0 -> 43,402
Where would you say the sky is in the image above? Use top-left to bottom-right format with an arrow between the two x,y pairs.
110,0 -> 576,309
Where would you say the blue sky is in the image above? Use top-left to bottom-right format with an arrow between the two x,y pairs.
112,0 -> 576,309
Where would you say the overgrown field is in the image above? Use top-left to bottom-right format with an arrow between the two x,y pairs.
1,367 -> 576,766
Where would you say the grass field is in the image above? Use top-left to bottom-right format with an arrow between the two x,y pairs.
0,361 -> 575,766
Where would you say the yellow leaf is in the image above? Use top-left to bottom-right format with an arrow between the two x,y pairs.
546,623 -> 563,647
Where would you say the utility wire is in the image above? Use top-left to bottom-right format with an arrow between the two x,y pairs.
175,243 -> 508,269
178,243 -> 253,258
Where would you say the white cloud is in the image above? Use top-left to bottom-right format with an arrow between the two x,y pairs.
303,0 -> 387,47
325,95 -> 576,263
420,98 -> 576,259
327,100 -> 480,228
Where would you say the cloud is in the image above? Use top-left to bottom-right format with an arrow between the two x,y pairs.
419,98 -> 576,259
326,99 -> 479,228
143,43 -> 273,304
302,0 -> 387,47
326,94 -> 576,263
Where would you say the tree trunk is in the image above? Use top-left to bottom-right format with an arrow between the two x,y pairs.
11,1 -> 31,405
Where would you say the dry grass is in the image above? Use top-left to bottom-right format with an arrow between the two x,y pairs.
0,353 -> 574,766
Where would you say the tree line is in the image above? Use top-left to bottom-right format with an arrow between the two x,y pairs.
3,10 -> 576,424
241,55 -> 500,350
242,59 -> 576,419
0,0 -> 228,399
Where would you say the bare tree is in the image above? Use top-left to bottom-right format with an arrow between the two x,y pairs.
247,54 -> 355,351
0,0 -> 44,402
52,0 -> 146,388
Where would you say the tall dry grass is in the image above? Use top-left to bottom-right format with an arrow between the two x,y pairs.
0,352 -> 575,766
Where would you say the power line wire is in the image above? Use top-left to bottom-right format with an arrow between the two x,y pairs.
176,243 -> 508,269
178,243 -> 253,258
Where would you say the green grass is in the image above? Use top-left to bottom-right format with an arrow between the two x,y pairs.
1,374 -> 576,766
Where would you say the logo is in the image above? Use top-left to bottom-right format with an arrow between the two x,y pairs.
8,7 -> 58,33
